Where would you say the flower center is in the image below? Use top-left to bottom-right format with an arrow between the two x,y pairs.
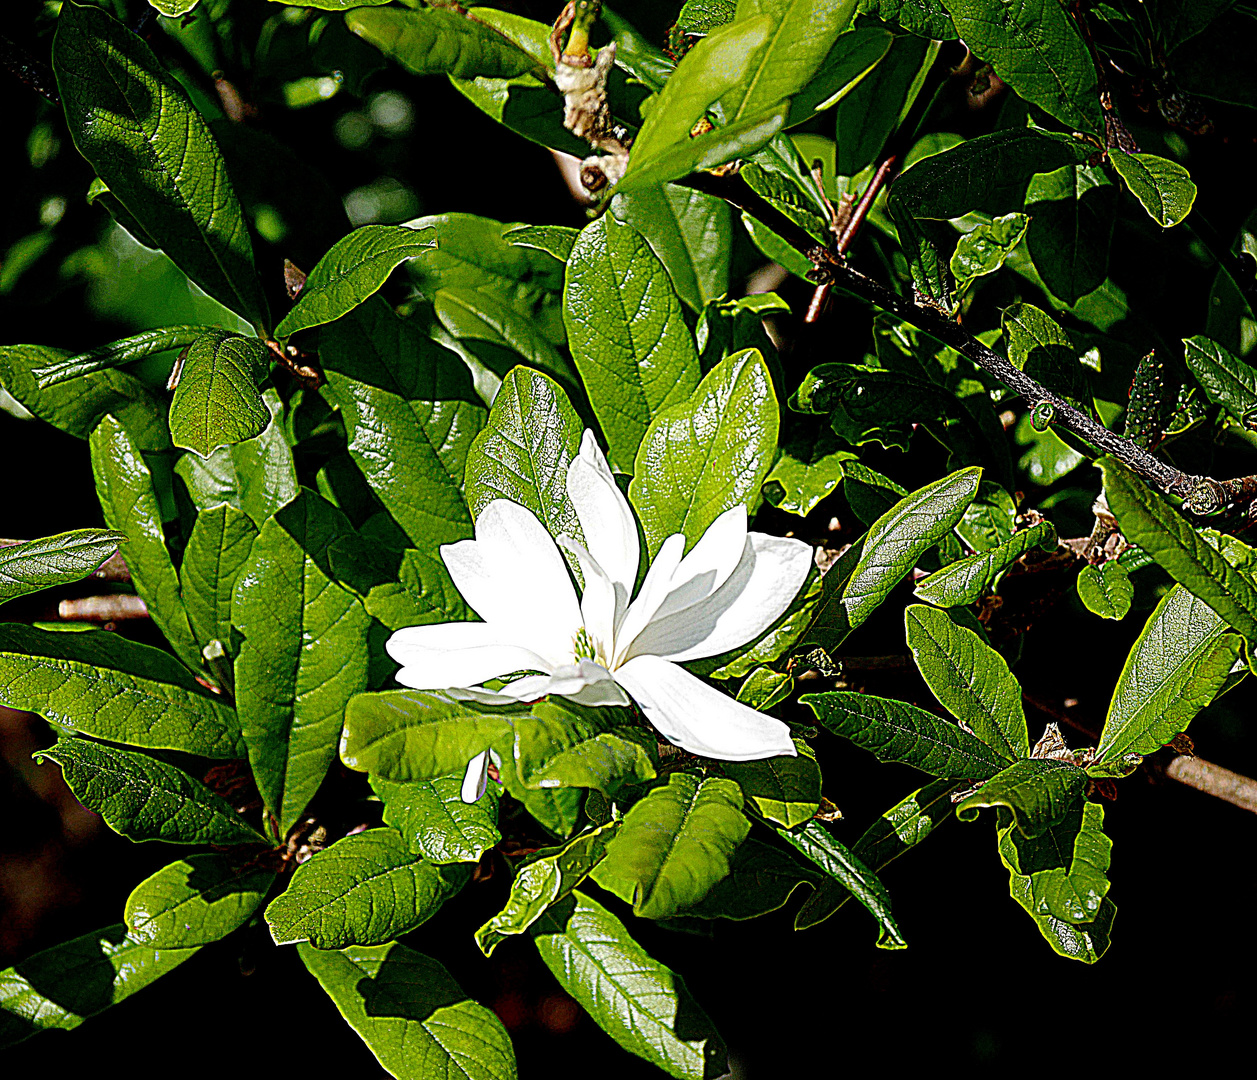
573,626 -> 599,663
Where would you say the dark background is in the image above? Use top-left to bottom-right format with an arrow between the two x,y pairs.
3,1 -> 1256,1074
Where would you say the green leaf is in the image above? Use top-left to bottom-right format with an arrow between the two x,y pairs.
1077,561 -> 1134,621
180,503 -> 257,655
1109,150 -> 1198,228
795,778 -> 956,930
0,624 -> 243,758
833,33 -> 933,175
735,665 -> 794,710
341,690 -> 514,781
321,299 -> 485,556
0,530 -> 124,607
149,0 -> 201,15
998,800 -> 1111,925
629,348 -> 779,556
677,0 -> 738,35
1183,334 -> 1257,429
801,691 -> 1007,779
267,829 -> 466,948
610,185 -> 733,313
346,4 -> 538,79
914,522 -> 1056,607
1101,456 -> 1257,642
0,924 -> 198,1049
233,491 -> 372,834
474,822 -> 616,956
31,325 -> 213,388
1016,895 -> 1116,964
275,225 -> 435,338
786,22 -> 894,125
777,820 -> 905,949
34,737 -> 266,845
722,742 -> 820,828
857,0 -> 955,39
531,891 -> 727,1080
1024,164 -> 1115,306
681,837 -> 819,920
174,390 -> 298,527
53,3 -> 268,327
372,773 -> 501,865
336,543 -> 473,632
906,604 -> 1029,760
818,467 -> 982,646
299,941 -> 517,1080
522,726 -> 659,798
957,481 -> 1018,552
168,331 -> 270,457
125,854 -> 274,947
956,759 -> 1088,837
90,414 -> 200,669
1002,302 -> 1092,414
1098,584 -> 1244,763
590,773 -> 750,919
564,214 -> 701,469
945,0 -> 1102,133
951,212 -> 1029,288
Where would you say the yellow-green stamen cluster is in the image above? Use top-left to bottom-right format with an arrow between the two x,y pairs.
573,626 -> 599,663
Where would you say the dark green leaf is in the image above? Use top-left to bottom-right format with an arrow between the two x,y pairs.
0,530 -> 124,607
564,214 -> 701,469
522,725 -> 659,798
1024,164 -> 1115,306
801,691 -> 1007,779
267,829 -> 466,948
334,542 -> 473,632
0,624 -> 243,758
299,941 -> 517,1080
763,432 -> 855,516
233,491 -> 371,834
474,822 -> 616,956
956,759 -> 1088,837
372,773 -> 501,865
1097,584 -> 1243,763
169,331 -> 270,457
629,348 -> 779,556
1002,302 -> 1092,414
833,34 -> 933,175
0,924 -> 197,1049
1076,561 -> 1134,621
681,837 -> 819,920
722,742 -> 820,829
786,22 -> 894,126
34,738 -> 265,845
998,799 -> 1111,925
1015,895 -> 1116,964
590,773 -> 750,919
125,854 -> 274,947
32,325 -> 213,389
1109,151 -> 1198,228
1183,334 -> 1257,429
180,503 -> 257,655
531,891 -> 727,1080
956,481 -> 1018,552
858,0 -> 956,39
53,3 -> 268,327
346,4 -> 539,79
914,522 -> 1056,607
951,213 -> 1029,287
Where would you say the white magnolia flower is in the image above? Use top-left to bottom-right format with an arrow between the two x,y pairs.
387,430 -> 813,782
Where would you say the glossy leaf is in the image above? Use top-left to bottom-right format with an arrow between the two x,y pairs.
372,773 -> 501,865
945,0 -> 1102,133
338,543 -> 473,632
180,503 -> 257,655
722,742 -> 820,828
914,522 -> 1056,607
629,348 -> 778,556
1076,561 -> 1134,621
1183,334 -> 1257,429
906,604 -> 1029,760
999,799 -> 1111,925
1101,457 -> 1257,643
1016,896 -> 1116,964
682,837 -> 819,920
0,924 -> 197,1049
951,213 -> 1029,287
299,941 -> 517,1080
590,773 -> 750,919
346,4 -> 538,79
53,3 -> 268,327
90,414 -> 201,669
266,829 -> 465,948
474,823 -> 616,956
275,224 -> 435,338
321,299 -> 484,556
956,759 -> 1088,838
0,529 -> 123,607
34,738 -> 265,845
169,331 -> 270,457
801,691 -> 1007,779
777,821 -> 905,949
233,491 -> 371,834
125,854 -> 274,947
735,665 -> 794,711
523,726 -> 659,798
564,214 -> 701,469
1098,584 -> 1244,762
531,891 -> 727,1080
957,481 -> 1018,553
0,624 -> 242,758
857,0 -> 955,38
1109,151 -> 1198,227
32,325 -> 212,388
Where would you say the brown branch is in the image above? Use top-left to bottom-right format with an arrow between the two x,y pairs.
1164,755 -> 1257,815
837,154 -> 898,255
58,595 -> 149,622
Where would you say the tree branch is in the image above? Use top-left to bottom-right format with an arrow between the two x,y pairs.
1164,755 -> 1257,815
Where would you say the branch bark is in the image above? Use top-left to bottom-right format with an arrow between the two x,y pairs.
1164,755 -> 1257,815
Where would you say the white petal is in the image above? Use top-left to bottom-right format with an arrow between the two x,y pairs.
625,533 -> 812,663
557,536 -> 623,657
567,430 -> 639,592
441,499 -> 582,665
612,532 -> 686,666
495,660 -> 629,707
388,622 -> 552,689
614,655 -> 797,761
652,505 -> 748,620
461,751 -> 490,802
